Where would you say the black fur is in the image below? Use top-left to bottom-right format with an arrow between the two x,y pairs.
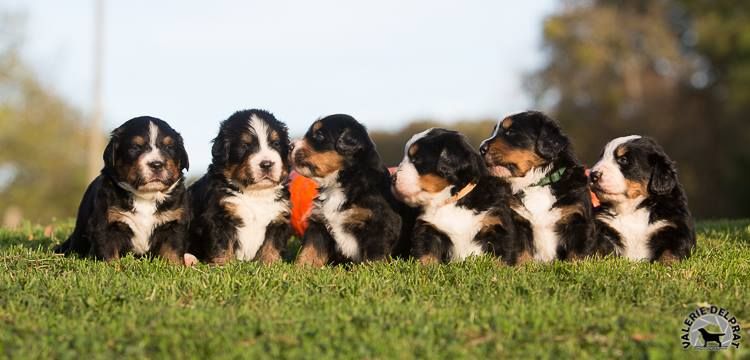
480,111 -> 596,260
395,129 -> 523,264
187,109 -> 292,264
292,114 -> 414,264
592,137 -> 695,261
55,116 -> 189,262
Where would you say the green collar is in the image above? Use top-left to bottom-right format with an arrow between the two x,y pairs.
531,167 -> 567,187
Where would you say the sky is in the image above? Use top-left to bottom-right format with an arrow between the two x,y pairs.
4,0 -> 556,173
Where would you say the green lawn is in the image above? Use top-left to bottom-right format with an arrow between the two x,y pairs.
0,221 -> 748,359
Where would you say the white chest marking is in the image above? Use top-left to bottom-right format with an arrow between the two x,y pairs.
601,207 -> 670,261
223,186 -> 287,261
420,188 -> 486,261
115,182 -> 181,255
121,197 -> 159,255
314,184 -> 361,261
513,185 -> 562,262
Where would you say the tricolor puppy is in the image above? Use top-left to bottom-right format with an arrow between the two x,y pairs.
392,128 -> 523,264
589,136 -> 695,262
55,116 -> 189,263
290,114 -> 410,265
479,111 -> 595,262
188,109 -> 292,264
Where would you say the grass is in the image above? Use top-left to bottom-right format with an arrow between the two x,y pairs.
0,220 -> 749,359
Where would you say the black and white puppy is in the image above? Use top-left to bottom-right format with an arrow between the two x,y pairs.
589,135 -> 695,262
290,114 -> 411,266
188,109 -> 292,264
55,116 -> 189,263
479,111 -> 595,262
392,128 -> 523,264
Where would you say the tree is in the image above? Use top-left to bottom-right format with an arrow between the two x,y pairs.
527,0 -> 750,217
0,13 -> 97,225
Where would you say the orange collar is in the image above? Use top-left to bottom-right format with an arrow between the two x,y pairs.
445,182 -> 477,205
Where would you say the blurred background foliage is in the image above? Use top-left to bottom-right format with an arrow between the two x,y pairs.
373,0 -> 750,219
0,12 -> 95,226
1,0 -> 748,224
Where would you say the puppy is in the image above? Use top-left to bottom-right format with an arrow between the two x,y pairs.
392,128 -> 523,264
479,111 -> 595,262
290,114 -> 411,265
589,136 -> 695,262
188,109 -> 292,264
55,116 -> 189,263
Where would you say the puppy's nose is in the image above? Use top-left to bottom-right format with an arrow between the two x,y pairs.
589,170 -> 602,183
259,160 -> 274,170
148,161 -> 165,171
479,142 -> 488,156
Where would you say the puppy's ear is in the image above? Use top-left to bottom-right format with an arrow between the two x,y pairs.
103,131 -> 120,170
648,152 -> 677,195
535,120 -> 568,160
277,124 -> 291,159
436,148 -> 458,183
335,129 -> 363,155
211,131 -> 229,166
177,136 -> 190,172
437,143 -> 485,194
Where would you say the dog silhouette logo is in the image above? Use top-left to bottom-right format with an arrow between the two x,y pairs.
696,327 -> 724,347
681,305 -> 742,351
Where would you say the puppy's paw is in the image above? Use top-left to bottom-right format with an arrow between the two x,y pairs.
296,245 -> 328,268
419,254 -> 439,266
183,253 -> 199,267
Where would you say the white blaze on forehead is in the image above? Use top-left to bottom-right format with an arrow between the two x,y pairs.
142,121 -> 163,162
248,114 -> 283,182
138,121 -> 165,182
393,128 -> 448,207
149,121 -> 159,147
250,115 -> 271,149
595,135 -> 642,167
591,135 -> 642,195
402,128 -> 434,159
480,119 -> 500,147
490,119 -> 503,138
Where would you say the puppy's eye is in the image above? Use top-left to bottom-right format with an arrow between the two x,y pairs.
269,140 -> 281,148
616,156 -> 629,166
129,144 -> 142,152
313,132 -> 325,142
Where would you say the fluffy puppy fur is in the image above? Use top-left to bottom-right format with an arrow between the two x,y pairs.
55,116 -> 189,263
590,135 -> 695,262
290,114 -> 413,265
479,111 -> 595,261
188,109 -> 292,264
392,128 -> 523,264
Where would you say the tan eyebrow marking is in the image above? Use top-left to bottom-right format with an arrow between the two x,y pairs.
408,144 -> 419,157
615,145 -> 628,158
501,117 -> 513,129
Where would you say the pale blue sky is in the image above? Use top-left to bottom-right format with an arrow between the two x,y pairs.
5,0 -> 556,172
